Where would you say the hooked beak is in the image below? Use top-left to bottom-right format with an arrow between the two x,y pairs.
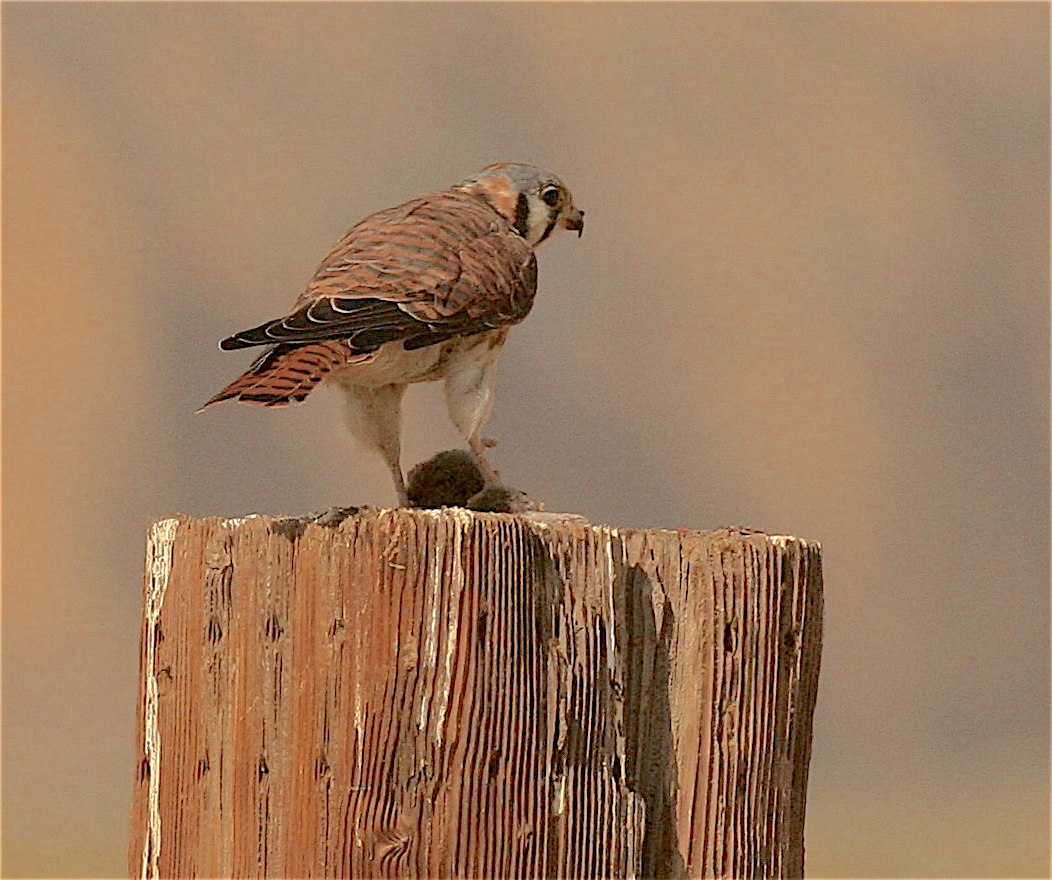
561,207 -> 585,237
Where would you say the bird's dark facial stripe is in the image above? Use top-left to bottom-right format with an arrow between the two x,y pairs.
513,192 -> 530,238
535,213 -> 559,246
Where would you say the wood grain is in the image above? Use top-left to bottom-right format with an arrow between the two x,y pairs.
129,510 -> 822,878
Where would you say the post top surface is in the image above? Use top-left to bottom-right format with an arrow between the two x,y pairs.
148,508 -> 820,553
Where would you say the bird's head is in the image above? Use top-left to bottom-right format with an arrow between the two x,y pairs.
455,163 -> 584,248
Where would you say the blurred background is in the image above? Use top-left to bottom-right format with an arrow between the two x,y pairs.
3,3 -> 1048,877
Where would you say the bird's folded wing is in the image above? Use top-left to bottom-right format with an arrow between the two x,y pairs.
220,228 -> 537,353
202,191 -> 539,412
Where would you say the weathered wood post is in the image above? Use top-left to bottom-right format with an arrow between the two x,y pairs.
129,509 -> 822,878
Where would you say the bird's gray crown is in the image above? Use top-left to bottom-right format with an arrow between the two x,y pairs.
457,163 -> 565,192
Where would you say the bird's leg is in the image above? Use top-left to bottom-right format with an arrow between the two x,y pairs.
389,462 -> 410,507
444,353 -> 500,483
443,346 -> 543,513
468,434 -> 502,486
337,381 -> 410,507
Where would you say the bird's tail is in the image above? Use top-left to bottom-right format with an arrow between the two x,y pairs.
197,341 -> 370,412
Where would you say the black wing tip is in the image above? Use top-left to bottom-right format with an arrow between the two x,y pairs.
220,318 -> 284,350
220,335 -> 253,351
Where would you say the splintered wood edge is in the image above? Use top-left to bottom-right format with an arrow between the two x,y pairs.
147,509 -> 819,550
140,518 -> 180,880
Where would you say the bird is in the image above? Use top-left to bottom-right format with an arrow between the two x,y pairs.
199,163 -> 584,510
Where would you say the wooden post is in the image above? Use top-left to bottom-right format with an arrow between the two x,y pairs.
129,509 -> 822,879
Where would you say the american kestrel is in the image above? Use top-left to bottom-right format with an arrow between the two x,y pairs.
199,163 -> 584,509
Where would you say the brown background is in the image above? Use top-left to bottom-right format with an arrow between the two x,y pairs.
3,3 -> 1048,877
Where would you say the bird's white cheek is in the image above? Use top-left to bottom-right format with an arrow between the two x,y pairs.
518,194 -> 547,247
529,221 -> 557,248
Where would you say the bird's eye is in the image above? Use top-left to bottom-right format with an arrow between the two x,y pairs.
541,186 -> 561,207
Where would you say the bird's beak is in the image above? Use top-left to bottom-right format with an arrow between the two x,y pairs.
561,207 -> 585,237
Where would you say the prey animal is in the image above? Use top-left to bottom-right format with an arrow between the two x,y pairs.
199,163 -> 584,509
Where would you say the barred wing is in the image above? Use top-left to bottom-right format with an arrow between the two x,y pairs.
200,189 -> 537,410
219,190 -> 537,353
